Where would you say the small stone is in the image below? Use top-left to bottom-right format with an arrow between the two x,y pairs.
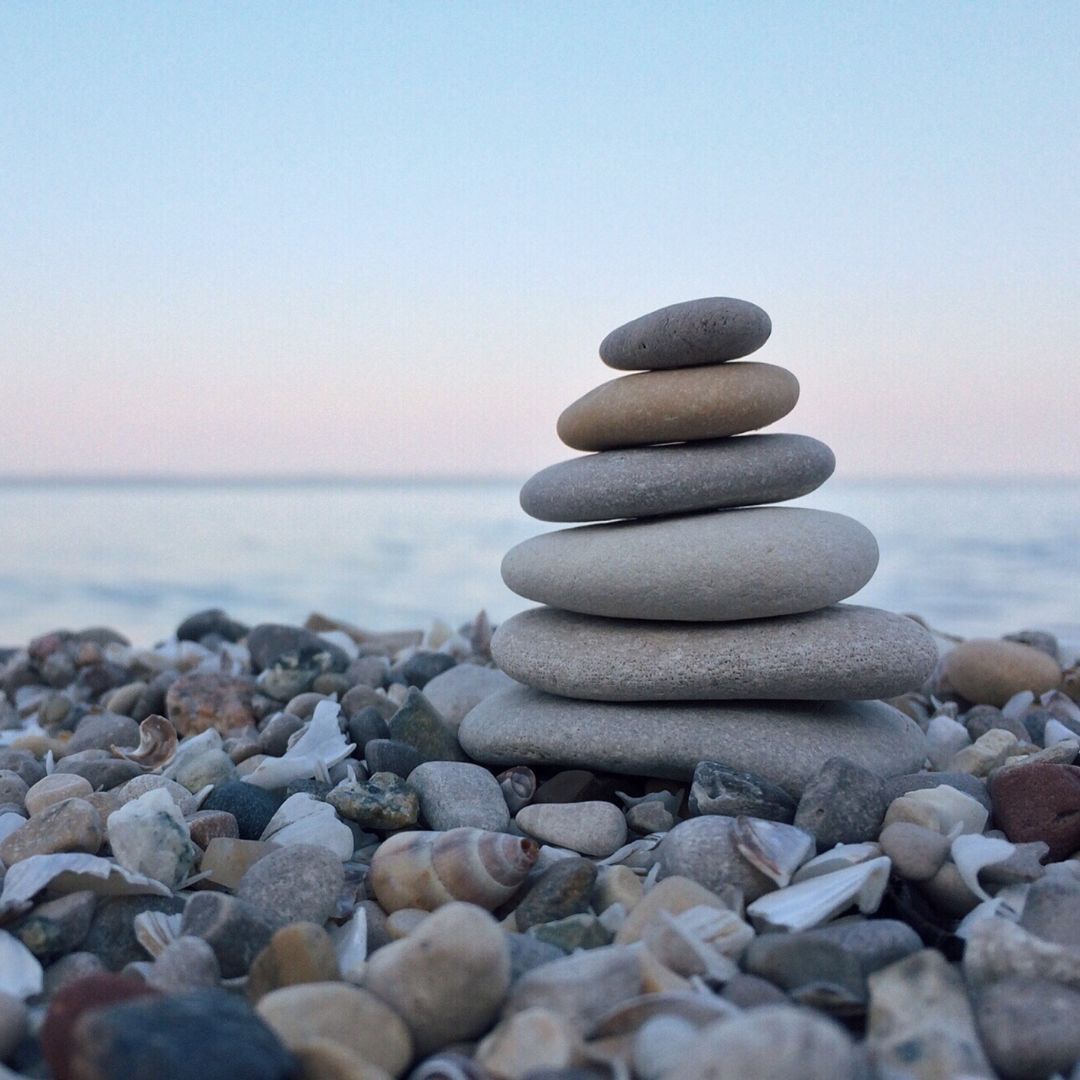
345,707 -> 389,751
177,609 -> 249,643
1019,875 -> 1080,947
345,654 -> 390,689
52,753 -> 141,790
940,639 -> 1062,707
515,859 -> 598,932
626,800 -> 675,834
990,762 -> 1080,860
0,751 -> 45,788
964,704 -> 1029,742
516,800 -> 627,857
794,757 -> 887,848
364,901 -> 510,1057
0,770 -> 29,812
24,774 -> 93,817
66,988 -> 296,1080
0,797 -> 103,864
925,713 -> 972,770
615,876 -> 733,946
385,908 -> 428,939
879,822 -> 950,881
180,892 -> 276,978
476,1007 -> 584,1079
592,865 -> 643,914
201,780 -> 284,840
722,972 -> 790,1009
200,837 -> 277,889
881,770 -> 992,810
168,747 -> 237,792
420,663 -> 516,730
291,1038 -> 392,1080
106,787 -> 198,888
82,896 -> 186,971
60,711 -> 140,757
186,809 -> 240,848
12,891 -> 96,962
247,623 -> 349,674
394,650 -> 456,689
689,761 -> 797,822
408,761 -> 509,831
951,727 -> 1019,776
386,688 -> 465,763
165,672 -> 258,736
247,922 -> 340,1001
328,772 -> 419,829
528,913 -> 613,953
236,843 -> 345,928
363,738 -> 426,778
144,936 -> 221,994
256,982 -> 412,1077
113,773 -> 199,815
654,818 -> 775,902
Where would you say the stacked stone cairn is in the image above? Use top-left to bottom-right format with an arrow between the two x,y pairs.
460,297 -> 938,797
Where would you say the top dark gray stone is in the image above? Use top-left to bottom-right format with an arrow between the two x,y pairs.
600,297 -> 772,370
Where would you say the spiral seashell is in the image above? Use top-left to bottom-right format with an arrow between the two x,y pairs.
496,766 -> 536,813
369,827 -> 539,913
111,714 -> 178,770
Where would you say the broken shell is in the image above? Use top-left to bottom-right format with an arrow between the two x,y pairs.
596,833 -> 665,872
407,1052 -> 490,1080
241,700 -> 355,790
328,906 -> 368,983
642,904 -> 754,980
950,833 -> 1016,902
0,929 -> 44,999
134,909 -> 183,958
745,856 -> 892,932
369,827 -> 539,913
955,883 -> 1030,940
260,793 -> 354,860
733,816 -> 814,888
497,766 -> 536,813
792,842 -> 883,884
111,714 -> 179,770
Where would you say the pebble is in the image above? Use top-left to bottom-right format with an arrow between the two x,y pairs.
12,891 -> 95,962
23,774 -> 93,817
599,296 -> 772,369
167,747 -> 236,791
113,773 -> 199,814
52,753 -> 141,790
180,892 -> 276,978
236,843 -> 345,929
939,638 -> 1062,706
201,779 -> 284,840
395,650 -> 457,689
0,798 -> 103,864
291,1038 -> 394,1080
878,822 -> 950,881
461,687 -> 925,793
502,507 -> 877,622
59,711 -> 139,757
592,865 -> 643,915
165,672 -> 258,735
246,922 -> 340,1001
507,933 -> 565,984
925,712 -> 971,770
200,837 -> 276,889
881,769 -> 992,810
0,751 -> 45,788
186,809 -> 240,848
386,688 -> 465,763
964,703 -> 1029,742
328,772 -> 419,829
516,801 -> 627,857
1019,875 -> 1080,947
794,757 -> 887,848
408,761 -> 510,831
41,951 -> 106,997
82,896 -> 185,970
556,362 -> 799,451
744,932 -> 865,1008
364,901 -> 510,1057
475,1006 -> 584,1079
363,738 -> 426,778
66,988 -> 297,1080
256,982 -> 413,1077
493,603 -> 935,701
419,663 -> 516,729
614,876 -> 733,945
0,770 -> 29,812
689,761 -> 796,821
144,935 -> 221,994
521,433 -> 834,524
176,608 -> 249,643
990,761 -> 1080,860
247,623 -> 350,674
974,976 -> 1080,1080
626,799 -> 675,833
528,912 -> 612,952
0,990 -> 28,1063
515,858 -> 598,931
106,786 -> 197,888
951,727 -> 1018,776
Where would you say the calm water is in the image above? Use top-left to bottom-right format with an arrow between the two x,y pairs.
0,478 -> 1077,647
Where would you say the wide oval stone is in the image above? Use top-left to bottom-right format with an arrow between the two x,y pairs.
502,507 -> 878,621
458,687 -> 927,796
556,363 -> 798,452
492,605 -> 937,701
519,434 -> 835,522
600,297 -> 772,370
939,639 -> 1062,706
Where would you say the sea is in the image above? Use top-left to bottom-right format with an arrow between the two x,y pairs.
0,477 -> 1077,651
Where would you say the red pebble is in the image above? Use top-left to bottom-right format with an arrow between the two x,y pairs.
40,972 -> 160,1080
990,762 -> 1080,861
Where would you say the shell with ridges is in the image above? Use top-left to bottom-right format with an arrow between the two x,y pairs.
369,827 -> 539,913
111,714 -> 178,770
733,816 -> 814,887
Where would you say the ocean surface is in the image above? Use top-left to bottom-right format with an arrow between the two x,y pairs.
0,477 -> 1077,648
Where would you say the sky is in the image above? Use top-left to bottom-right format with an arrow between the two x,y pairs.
1,2 -> 1078,480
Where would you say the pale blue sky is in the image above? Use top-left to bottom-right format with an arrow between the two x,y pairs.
2,2 -> 1077,478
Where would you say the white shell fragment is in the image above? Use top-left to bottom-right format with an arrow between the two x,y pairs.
0,930 -> 44,999
746,856 -> 892,932
733,817 -> 814,888
642,904 -> 754,981
791,842 -> 883,884
329,907 -> 368,983
955,883 -> 1030,940
951,834 -> 1016,903
260,792 -> 354,859
134,910 -> 184,958
1044,718 -> 1077,748
0,853 -> 172,917
241,700 -> 355,789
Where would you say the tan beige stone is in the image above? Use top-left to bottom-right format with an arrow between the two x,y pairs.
24,774 -> 94,817
556,362 -> 798,452
200,837 -> 277,889
292,1039 -> 392,1080
614,877 -> 730,946
0,797 -> 103,864
940,639 -> 1062,707
247,922 -> 341,1002
476,1007 -> 584,1078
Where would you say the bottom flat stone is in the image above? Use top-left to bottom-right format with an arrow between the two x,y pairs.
458,687 -> 927,797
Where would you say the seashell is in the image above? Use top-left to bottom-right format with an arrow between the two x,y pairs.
596,832 -> 665,872
260,793 -> 354,859
0,852 -> 172,918
0,929 -> 44,999
369,827 -> 539,913
497,766 -> 536,813
591,990 -> 738,1038
242,700 -> 355,789
112,714 -> 179,770
134,909 -> 183,958
951,833 -> 1016,902
955,883 -> 1030,940
642,904 -> 754,980
1044,718 -> 1078,748
733,816 -> 814,887
791,842 -> 883,884
745,856 -> 892,932
328,906 -> 367,982
407,1051 -> 491,1080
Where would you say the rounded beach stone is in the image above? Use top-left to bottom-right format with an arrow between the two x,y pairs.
556,363 -> 799,452
939,639 -> 1062,707
24,774 -> 94,817
459,687 -> 926,796
990,762 -> 1080,861
407,761 -> 509,832
599,296 -> 772,370
493,604 -> 935,700
520,434 -> 834,523
0,797 -> 103,865
502,507 -> 878,622
515,801 -> 627,858
236,843 -> 345,929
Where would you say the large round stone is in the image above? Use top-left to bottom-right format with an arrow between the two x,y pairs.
458,687 -> 927,796
492,605 -> 937,701
556,363 -> 798,452
600,297 -> 772,370
502,507 -> 878,621
519,434 -> 835,522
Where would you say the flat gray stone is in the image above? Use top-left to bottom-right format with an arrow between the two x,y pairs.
407,761 -> 510,832
520,435 -> 834,522
493,604 -> 936,700
502,507 -> 878,621
600,297 -> 772,370
458,687 -> 927,796
420,663 -> 517,730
